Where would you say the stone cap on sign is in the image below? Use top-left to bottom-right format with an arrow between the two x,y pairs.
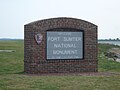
25,17 -> 97,31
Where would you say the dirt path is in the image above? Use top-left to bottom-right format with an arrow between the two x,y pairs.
24,72 -> 120,76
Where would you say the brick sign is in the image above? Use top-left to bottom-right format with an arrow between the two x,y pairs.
24,17 -> 98,74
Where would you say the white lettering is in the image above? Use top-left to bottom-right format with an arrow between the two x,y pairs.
53,50 -> 77,55
47,37 -> 60,42
64,37 -> 82,41
58,32 -> 72,35
54,43 -> 76,48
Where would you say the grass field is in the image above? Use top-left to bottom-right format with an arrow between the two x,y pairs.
0,40 -> 120,90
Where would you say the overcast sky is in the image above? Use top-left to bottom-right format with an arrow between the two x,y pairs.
0,0 -> 120,39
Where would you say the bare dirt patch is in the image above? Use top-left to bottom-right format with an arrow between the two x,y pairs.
23,72 -> 120,76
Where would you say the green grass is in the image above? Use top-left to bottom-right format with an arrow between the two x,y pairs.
98,44 -> 120,72
0,40 -> 120,90
0,40 -> 24,74
0,74 -> 120,90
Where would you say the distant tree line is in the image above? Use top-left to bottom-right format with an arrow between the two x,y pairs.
99,38 -> 120,41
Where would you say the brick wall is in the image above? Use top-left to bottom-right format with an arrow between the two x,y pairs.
24,17 -> 98,74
